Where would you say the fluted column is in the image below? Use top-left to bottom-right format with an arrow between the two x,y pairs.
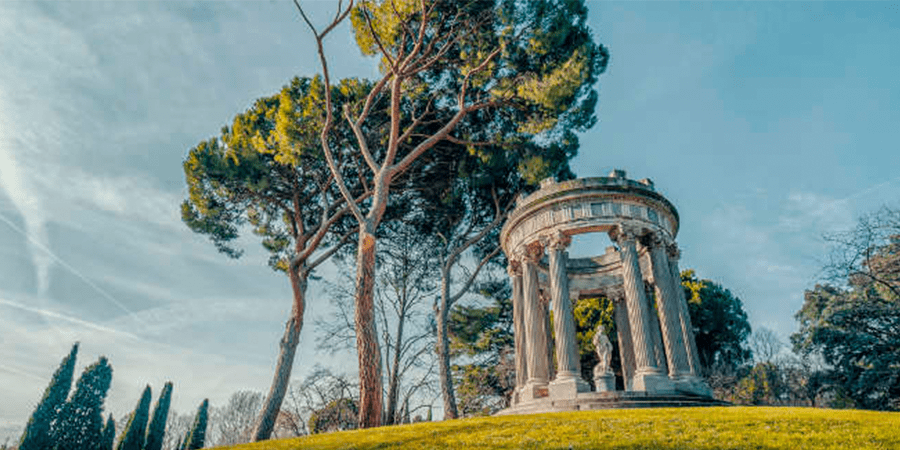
614,298 -> 635,391
540,293 -> 555,380
521,241 -> 549,400
647,234 -> 690,379
668,246 -> 701,374
644,285 -> 668,374
508,260 -> 528,400
547,232 -> 590,397
611,224 -> 672,393
667,244 -> 713,397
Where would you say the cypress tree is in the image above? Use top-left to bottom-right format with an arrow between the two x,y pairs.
182,399 -> 208,450
143,382 -> 172,450
98,415 -> 115,450
54,356 -> 113,450
18,343 -> 79,450
116,386 -> 151,450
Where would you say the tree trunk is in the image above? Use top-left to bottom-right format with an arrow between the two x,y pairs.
437,266 -> 459,419
251,268 -> 307,441
384,293 -> 406,425
355,228 -> 383,428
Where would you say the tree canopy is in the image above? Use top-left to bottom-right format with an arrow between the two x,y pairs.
181,76 -> 368,440
679,270 -> 753,372
295,0 -> 608,427
793,207 -> 900,411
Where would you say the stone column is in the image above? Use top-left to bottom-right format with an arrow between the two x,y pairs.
644,286 -> 668,374
613,298 -> 635,391
611,225 -> 673,393
667,244 -> 713,397
546,232 -> 590,398
539,293 -> 554,381
521,241 -> 549,400
647,234 -> 690,380
508,260 -> 527,403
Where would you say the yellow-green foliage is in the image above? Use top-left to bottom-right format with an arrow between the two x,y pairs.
211,407 -> 900,450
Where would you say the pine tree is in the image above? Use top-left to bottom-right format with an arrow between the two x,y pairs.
116,386 -> 151,450
54,356 -> 113,450
182,399 -> 208,450
98,415 -> 115,450
143,382 -> 172,450
18,343 -> 79,450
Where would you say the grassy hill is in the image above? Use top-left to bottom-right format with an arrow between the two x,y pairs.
214,407 -> 899,450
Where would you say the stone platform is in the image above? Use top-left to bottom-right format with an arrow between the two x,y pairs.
495,392 -> 729,416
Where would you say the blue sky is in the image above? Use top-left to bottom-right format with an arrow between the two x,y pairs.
0,1 -> 898,442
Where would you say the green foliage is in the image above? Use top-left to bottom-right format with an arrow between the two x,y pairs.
183,399 -> 209,450
680,270 -> 753,372
348,0 -> 607,183
18,343 -> 78,450
99,415 -> 115,450
143,382 -> 172,450
448,280 -> 515,415
448,283 -> 513,358
54,357 -> 113,450
181,76 -> 363,271
792,208 -> 900,411
732,362 -> 786,406
116,385 -> 151,450
207,407 -> 899,450
792,284 -> 900,411
308,399 -> 358,434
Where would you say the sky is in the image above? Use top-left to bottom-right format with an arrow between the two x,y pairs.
1,0 -> 899,443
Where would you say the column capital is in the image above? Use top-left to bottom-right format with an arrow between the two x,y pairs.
523,240 -> 544,263
643,230 -> 671,249
507,259 -> 522,277
546,230 -> 572,251
666,243 -> 681,261
609,223 -> 642,244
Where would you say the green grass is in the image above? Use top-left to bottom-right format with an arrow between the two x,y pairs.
216,407 -> 900,450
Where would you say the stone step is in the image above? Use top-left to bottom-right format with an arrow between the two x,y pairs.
497,395 -> 729,416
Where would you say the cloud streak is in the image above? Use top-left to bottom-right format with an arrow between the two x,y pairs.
0,97 -> 53,298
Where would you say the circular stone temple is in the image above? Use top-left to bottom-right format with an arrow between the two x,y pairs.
498,170 -> 721,415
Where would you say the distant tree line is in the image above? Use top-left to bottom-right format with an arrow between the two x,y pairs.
14,344 -> 208,450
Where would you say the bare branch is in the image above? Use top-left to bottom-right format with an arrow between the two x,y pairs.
449,245 -> 502,307
342,104 -> 379,174
360,5 -> 397,72
308,227 -> 357,271
294,0 -> 365,224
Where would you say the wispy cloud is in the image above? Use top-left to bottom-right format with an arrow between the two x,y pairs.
0,96 -> 53,298
0,211 -> 137,318
0,298 -> 140,341
697,177 -> 900,340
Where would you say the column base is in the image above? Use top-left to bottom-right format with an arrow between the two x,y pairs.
549,374 -> 591,400
632,369 -> 675,394
673,375 -> 713,397
521,381 -> 550,402
593,372 -> 615,393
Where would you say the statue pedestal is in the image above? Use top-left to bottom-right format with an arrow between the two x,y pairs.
593,371 -> 615,392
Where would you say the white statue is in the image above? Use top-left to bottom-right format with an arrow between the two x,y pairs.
593,324 -> 613,377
